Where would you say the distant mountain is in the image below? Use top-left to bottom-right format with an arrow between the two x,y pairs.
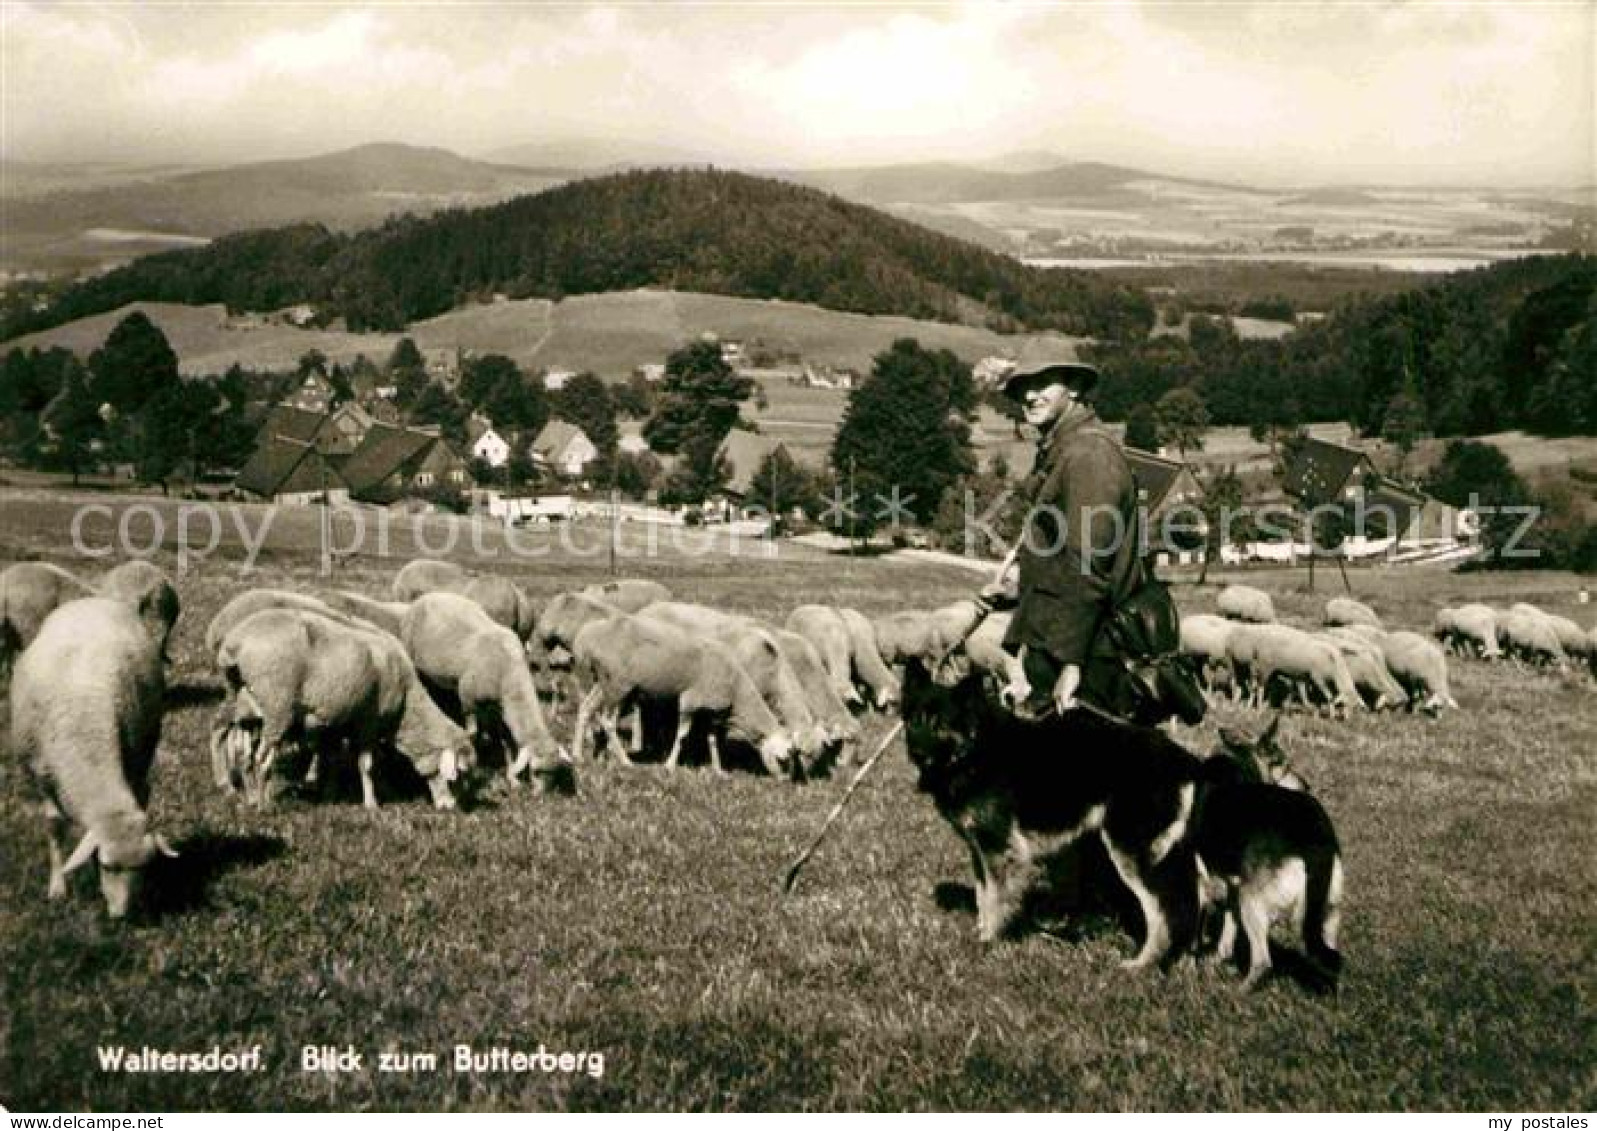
484,137 -> 719,171
780,160 -> 1254,204
7,168 -> 1155,343
1,143 -> 571,273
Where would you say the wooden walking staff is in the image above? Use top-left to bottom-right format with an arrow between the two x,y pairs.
779,597 -> 995,895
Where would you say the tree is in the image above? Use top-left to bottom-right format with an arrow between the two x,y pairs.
1124,403 -> 1159,451
136,380 -> 220,490
1380,379 -> 1426,478
751,446 -> 822,523
1426,439 -> 1532,562
410,383 -> 469,447
1196,466 -> 1245,584
457,353 -> 547,436
44,358 -> 102,485
296,349 -> 329,378
551,373 -> 618,457
89,311 -> 179,417
387,337 -> 429,407
830,338 -> 977,535
1153,386 -> 1209,457
612,450 -> 662,498
643,339 -> 753,493
612,372 -> 657,419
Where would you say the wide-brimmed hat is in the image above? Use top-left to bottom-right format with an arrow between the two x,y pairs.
998,344 -> 1100,401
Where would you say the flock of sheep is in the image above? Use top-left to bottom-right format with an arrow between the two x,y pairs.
0,555 -> 973,920
1178,584 -> 1595,720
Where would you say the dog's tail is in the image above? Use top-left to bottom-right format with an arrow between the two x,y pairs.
1302,848 -> 1344,993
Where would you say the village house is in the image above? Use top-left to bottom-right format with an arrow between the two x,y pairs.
1123,447 -> 1205,522
285,372 -> 335,414
542,369 -> 577,392
234,433 -> 350,505
467,415 -> 511,468
617,421 -> 652,456
530,419 -> 598,478
338,422 -> 474,502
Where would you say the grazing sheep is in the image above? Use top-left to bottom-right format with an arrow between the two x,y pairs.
392,558 -> 468,601
204,589 -> 348,656
99,560 -> 181,659
581,578 -> 672,615
322,590 -> 411,637
401,592 -> 571,791
784,605 -> 861,708
1496,608 -> 1567,668
1377,631 -> 1459,714
1322,629 -> 1407,711
1510,603 -> 1591,660
0,562 -> 96,676
962,610 -> 1027,690
458,574 -> 535,640
1226,624 -> 1360,718
535,592 -> 620,669
215,608 -> 470,809
9,597 -> 175,918
1180,614 -> 1237,699
570,614 -> 793,776
1323,597 -> 1382,630
872,600 -> 986,666
838,607 -> 901,709
1218,585 -> 1276,624
638,601 -> 826,769
1432,604 -> 1500,659
770,626 -> 860,769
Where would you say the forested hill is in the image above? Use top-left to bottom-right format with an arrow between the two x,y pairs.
3,169 -> 1153,342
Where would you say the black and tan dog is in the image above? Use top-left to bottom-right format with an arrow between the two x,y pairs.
901,658 -> 1203,969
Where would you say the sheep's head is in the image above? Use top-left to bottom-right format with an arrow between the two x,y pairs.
62,816 -> 178,919
518,743 -> 578,797
757,733 -> 795,779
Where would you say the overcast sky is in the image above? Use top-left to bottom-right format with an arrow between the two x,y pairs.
2,2 -> 1591,187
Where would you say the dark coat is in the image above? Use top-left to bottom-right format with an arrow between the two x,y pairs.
1003,409 -> 1141,667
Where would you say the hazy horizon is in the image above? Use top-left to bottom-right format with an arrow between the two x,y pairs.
3,2 -> 1592,191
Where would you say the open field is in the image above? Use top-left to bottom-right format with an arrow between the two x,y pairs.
1,489 -> 1593,1111
1,291 -> 1079,381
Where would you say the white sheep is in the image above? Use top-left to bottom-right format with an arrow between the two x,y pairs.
1226,623 -> 1360,717
1180,613 -> 1237,700
9,597 -> 176,918
401,592 -> 571,791
1432,604 -> 1501,659
1496,608 -> 1567,668
535,591 -> 621,670
580,578 -> 672,615
392,558 -> 467,601
1510,603 -> 1591,660
1377,630 -> 1459,714
100,560 -> 181,660
570,613 -> 793,776
1323,597 -> 1382,630
770,625 -> 861,770
638,601 -> 827,768
0,562 -> 96,676
215,607 -> 470,809
1322,628 -> 1407,711
838,607 -> 901,709
1218,584 -> 1276,624
204,589 -> 350,656
784,605 -> 862,709
872,600 -> 986,665
322,590 -> 411,637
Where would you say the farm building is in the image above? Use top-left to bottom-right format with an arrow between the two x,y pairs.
467,416 -> 511,468
530,419 -> 598,477
235,433 -> 350,505
284,372 -> 335,414
1124,447 -> 1204,521
618,421 -> 652,456
339,422 -> 473,501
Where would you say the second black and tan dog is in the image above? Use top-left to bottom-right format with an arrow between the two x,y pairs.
901,658 -> 1203,969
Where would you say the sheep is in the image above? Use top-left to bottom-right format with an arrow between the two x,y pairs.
872,600 -> 986,666
1323,597 -> 1382,630
1218,584 -> 1276,624
838,607 -> 901,709
637,601 -> 827,770
1432,604 -> 1500,659
99,560 -> 181,660
204,589 -> 348,656
535,592 -> 621,670
9,597 -> 175,918
401,592 -> 572,792
0,562 -> 96,677
962,610 -> 1027,690
322,590 -> 411,637
1496,608 -> 1567,668
784,605 -> 861,709
1377,630 -> 1459,714
1180,613 -> 1237,700
459,574 -> 538,641
392,558 -> 467,601
580,578 -> 672,615
1321,628 -> 1407,711
214,607 -> 471,809
570,613 -> 793,776
1225,623 -> 1360,718
1510,603 -> 1591,660
769,626 -> 861,771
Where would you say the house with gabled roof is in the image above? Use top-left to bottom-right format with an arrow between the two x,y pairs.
235,434 -> 349,505
286,372 -> 335,414
467,414 -> 511,468
340,423 -> 473,502
1123,447 -> 1204,520
530,419 -> 598,478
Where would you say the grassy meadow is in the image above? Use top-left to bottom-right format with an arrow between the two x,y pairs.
0,489 -> 1593,1111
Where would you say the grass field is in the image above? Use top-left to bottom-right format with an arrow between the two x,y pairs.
0,489 -> 1593,1111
